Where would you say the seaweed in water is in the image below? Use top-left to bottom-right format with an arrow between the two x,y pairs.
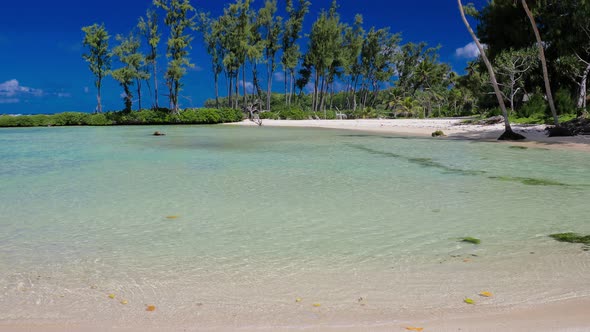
488,176 -> 568,186
549,233 -> 590,251
349,144 -> 574,186
348,144 -> 487,177
460,237 -> 481,245
509,145 -> 528,150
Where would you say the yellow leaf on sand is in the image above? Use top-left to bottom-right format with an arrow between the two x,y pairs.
166,216 -> 179,219
312,303 -> 321,307
405,327 -> 424,331
464,298 -> 475,305
108,294 -> 116,299
120,300 -> 128,305
295,298 -> 302,303
146,305 -> 156,311
479,291 -> 493,297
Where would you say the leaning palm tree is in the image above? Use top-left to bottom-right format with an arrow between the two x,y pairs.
458,0 -> 525,140
520,0 -> 559,126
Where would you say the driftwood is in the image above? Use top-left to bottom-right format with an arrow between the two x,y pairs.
243,100 -> 263,126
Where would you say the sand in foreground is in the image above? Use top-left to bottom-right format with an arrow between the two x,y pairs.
1,297 -> 589,331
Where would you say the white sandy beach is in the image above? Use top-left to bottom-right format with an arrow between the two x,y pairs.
230,118 -> 590,152
2,297 -> 589,331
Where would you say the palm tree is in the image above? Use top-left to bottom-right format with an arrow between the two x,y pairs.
458,0 -> 525,140
520,0 -> 559,126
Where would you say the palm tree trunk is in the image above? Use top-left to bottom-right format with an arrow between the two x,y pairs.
137,79 -> 142,111
266,61 -> 273,111
521,0 -> 558,126
153,61 -> 159,109
458,0 -> 524,140
97,84 -> 102,114
214,72 -> 220,109
313,71 -> 320,113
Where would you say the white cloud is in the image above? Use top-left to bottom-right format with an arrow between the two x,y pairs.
239,80 -> 255,94
84,86 -> 90,93
0,79 -> 44,97
0,98 -> 20,104
455,42 -> 485,59
57,92 -> 71,98
273,72 -> 286,82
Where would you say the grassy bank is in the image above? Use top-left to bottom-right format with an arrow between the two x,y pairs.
0,108 -> 243,127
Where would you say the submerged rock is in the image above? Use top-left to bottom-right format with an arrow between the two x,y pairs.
153,131 -> 166,136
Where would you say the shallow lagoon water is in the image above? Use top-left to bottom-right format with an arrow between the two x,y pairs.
1,125 -> 589,327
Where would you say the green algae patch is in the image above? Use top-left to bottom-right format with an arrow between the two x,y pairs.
549,233 -> 590,245
488,176 -> 568,186
460,237 -> 481,245
432,130 -> 446,137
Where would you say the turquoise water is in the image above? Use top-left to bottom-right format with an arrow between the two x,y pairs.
1,125 -> 589,326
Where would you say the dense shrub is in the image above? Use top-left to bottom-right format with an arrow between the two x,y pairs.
218,108 -> 243,122
0,108 -> 245,127
555,88 -> 576,115
87,114 -> 112,126
519,93 -> 548,118
259,111 -> 280,120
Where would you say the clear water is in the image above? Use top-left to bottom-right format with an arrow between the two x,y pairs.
1,126 -> 589,327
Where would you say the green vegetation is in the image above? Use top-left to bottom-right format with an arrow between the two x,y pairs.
72,0 -> 590,140
460,237 -> 481,245
550,233 -> 590,244
487,176 -> 568,186
550,233 -> 590,250
431,130 -> 446,137
0,108 -> 243,127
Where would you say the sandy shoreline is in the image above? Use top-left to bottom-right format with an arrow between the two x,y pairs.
2,297 -> 589,331
229,119 -> 590,152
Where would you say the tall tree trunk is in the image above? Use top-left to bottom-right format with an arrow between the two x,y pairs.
137,79 -> 142,111
313,71 -> 320,113
521,0 -> 558,126
284,70 -> 288,106
319,75 -> 326,118
458,0 -> 524,140
242,66 -> 247,109
214,72 -> 220,109
289,70 -> 294,106
266,61 -> 273,111
577,63 -> 590,109
253,63 -> 263,101
97,83 -> 102,114
153,61 -> 159,109
228,73 -> 233,109
173,80 -> 180,114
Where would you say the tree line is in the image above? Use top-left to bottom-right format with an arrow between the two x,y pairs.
82,0 -> 589,138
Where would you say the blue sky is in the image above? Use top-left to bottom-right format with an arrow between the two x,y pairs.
0,0 -> 483,114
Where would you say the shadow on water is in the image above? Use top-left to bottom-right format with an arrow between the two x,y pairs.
347,144 -> 572,187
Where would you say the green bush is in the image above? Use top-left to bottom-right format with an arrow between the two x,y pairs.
259,111 -> 280,120
519,93 -> 548,118
48,112 -> 91,126
555,88 -> 576,115
0,108 -> 245,127
87,114 -> 112,126
181,108 -> 221,124
218,108 -> 243,122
